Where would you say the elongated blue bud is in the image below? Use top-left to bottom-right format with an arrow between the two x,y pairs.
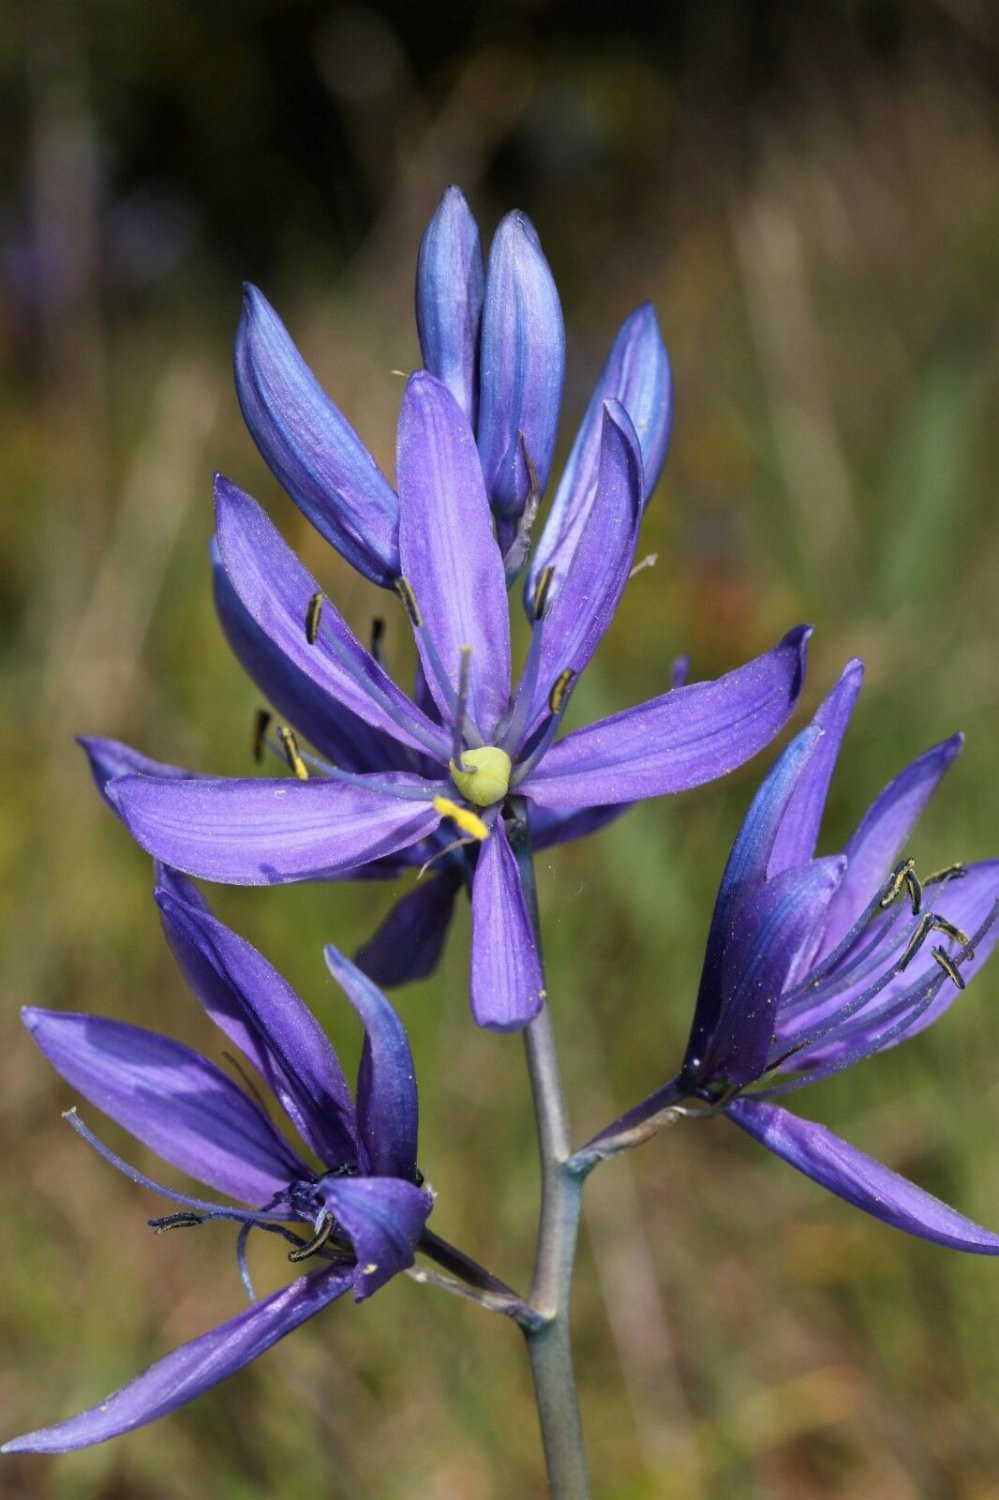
477,212 -> 565,521
235,285 -> 400,585
416,186 -> 484,425
528,302 -> 671,610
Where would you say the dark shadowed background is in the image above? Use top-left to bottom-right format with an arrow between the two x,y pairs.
2,2 -> 999,1496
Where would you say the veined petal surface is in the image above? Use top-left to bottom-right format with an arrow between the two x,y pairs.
767,660 -> 864,876
324,946 -> 419,1181
416,186 -> 483,423
318,1175 -> 432,1299
79,737 -> 200,810
524,627 -> 810,809
523,401 -> 643,722
234,285 -> 398,584
354,870 -> 462,987
728,1099 -> 999,1253
529,301 -> 671,602
819,735 -> 964,957
215,475 -> 448,760
108,774 -> 443,885
397,373 -> 511,734
23,1008 -> 305,1204
470,819 -> 544,1030
2,1266 -> 353,1453
477,212 -> 565,516
156,870 -> 357,1164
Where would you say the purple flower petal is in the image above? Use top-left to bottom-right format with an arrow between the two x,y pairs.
2,1265 -> 353,1453
317,1176 -> 432,1299
470,819 -> 544,1030
212,543 -> 403,773
79,736 -> 200,810
521,401 -> 643,724
215,474 -> 448,761
704,858 -> 844,1085
528,301 -> 671,606
155,870 -> 357,1165
323,945 -> 420,1181
767,660 -> 864,877
108,773 -> 443,885
415,186 -> 484,424
819,734 -> 964,957
234,285 -> 399,584
727,1098 -> 999,1253
23,1008 -> 306,1204
524,626 -> 811,810
477,212 -> 565,518
529,801 -> 626,850
397,373 -> 511,735
354,870 -> 463,987
683,727 -> 822,1072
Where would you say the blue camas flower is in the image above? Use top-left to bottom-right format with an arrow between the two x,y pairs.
589,662 -> 999,1252
4,868 -> 433,1453
85,187 -> 810,1030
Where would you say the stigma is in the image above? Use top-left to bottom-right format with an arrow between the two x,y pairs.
449,746 -> 513,807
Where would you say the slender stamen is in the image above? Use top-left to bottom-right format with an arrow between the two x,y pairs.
305,591 -> 324,645
932,945 -> 965,989
510,671 -> 577,788
287,1212 -> 337,1263
549,669 -> 575,716
395,576 -> 485,748
432,795 -> 490,842
452,646 -> 473,765
899,913 -> 971,971
370,616 -> 386,665
924,862 -> 967,887
880,857 -> 916,910
252,709 -> 272,765
149,1211 -> 204,1233
532,565 -> 555,622
236,1222 -> 256,1301
277,725 -> 309,781
260,727 -> 446,806
308,592 -> 450,761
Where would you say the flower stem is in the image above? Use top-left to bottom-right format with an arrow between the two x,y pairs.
509,798 -> 591,1499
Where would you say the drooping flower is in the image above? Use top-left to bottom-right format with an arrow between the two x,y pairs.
86,187 -> 811,1030
4,867 -> 433,1453
589,662 -> 999,1252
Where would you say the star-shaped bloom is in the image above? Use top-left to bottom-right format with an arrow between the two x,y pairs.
86,188 -> 810,1031
4,868 -> 433,1453
589,661 -> 999,1253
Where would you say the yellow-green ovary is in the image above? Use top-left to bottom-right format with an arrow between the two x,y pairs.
449,747 -> 513,807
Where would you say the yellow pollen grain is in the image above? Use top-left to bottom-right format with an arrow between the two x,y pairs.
433,796 -> 489,842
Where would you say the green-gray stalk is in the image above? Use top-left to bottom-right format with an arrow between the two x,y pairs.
509,798 -> 591,1499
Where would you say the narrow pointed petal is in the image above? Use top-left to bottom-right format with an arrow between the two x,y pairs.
528,301 -> 671,603
529,802 -> 625,850
212,545 -> 403,773
820,735 -> 964,956
477,212 -> 565,517
317,1176 -> 432,1299
324,945 -> 419,1180
415,186 -> 484,423
108,773 -> 443,885
234,285 -> 398,584
727,1099 -> 999,1253
522,402 -> 643,724
397,373 -> 511,733
705,858 -> 844,1085
215,475 -> 448,760
2,1265 -> 352,1453
767,659 -> 864,876
684,727 -> 822,1071
470,819 -> 544,1030
524,626 -> 811,810
155,870 -> 357,1164
354,870 -> 462,988
78,737 -> 199,811
23,1008 -> 305,1203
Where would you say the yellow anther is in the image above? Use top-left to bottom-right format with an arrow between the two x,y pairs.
433,796 -> 489,841
277,725 -> 309,781
448,746 -> 513,807
305,592 -> 324,645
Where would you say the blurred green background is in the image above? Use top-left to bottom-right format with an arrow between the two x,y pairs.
2,1 -> 999,1496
